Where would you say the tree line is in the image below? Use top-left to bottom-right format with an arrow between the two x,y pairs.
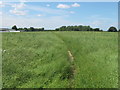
55,25 -> 102,31
12,25 -> 44,31
12,25 -> 118,32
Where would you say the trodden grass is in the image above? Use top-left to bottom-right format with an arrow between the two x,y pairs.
54,31 -> 118,88
2,31 -> 118,88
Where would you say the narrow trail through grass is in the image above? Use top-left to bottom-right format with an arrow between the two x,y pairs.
53,32 -> 76,88
67,50 -> 75,88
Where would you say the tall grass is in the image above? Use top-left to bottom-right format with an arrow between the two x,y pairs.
2,32 -> 70,88
2,31 -> 118,88
55,31 -> 118,88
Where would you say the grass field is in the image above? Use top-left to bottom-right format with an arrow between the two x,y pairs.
2,31 -> 118,88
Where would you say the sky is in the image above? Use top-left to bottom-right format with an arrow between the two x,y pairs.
0,1 -> 118,30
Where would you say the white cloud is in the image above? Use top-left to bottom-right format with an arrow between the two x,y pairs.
11,2 -> 26,9
27,5 -> 69,15
46,4 -> 50,7
37,14 -> 42,16
9,2 -> 27,15
0,1 -> 5,7
70,11 -> 75,14
0,12 -> 2,15
57,4 -> 70,9
71,3 -> 80,7
57,3 -> 80,9
10,9 -> 26,15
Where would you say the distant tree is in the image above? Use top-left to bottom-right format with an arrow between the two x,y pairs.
55,25 -> 102,32
59,26 -> 66,31
30,27 -> 34,31
74,26 -> 79,31
24,27 -> 28,31
55,28 -> 59,31
12,25 -> 18,30
82,26 -> 89,31
18,28 -> 24,30
77,25 -> 82,31
94,28 -> 100,31
108,26 -> 117,32
36,28 -> 44,31
66,26 -> 72,31
86,26 -> 91,31
91,27 -> 94,31
41,28 -> 44,31
100,30 -> 103,31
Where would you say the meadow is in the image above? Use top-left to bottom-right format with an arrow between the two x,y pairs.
2,31 -> 118,88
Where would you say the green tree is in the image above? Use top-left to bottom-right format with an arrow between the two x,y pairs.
60,26 -> 66,31
41,28 -> 44,31
30,27 -> 34,31
108,26 -> 117,32
86,26 -> 91,31
55,28 -> 59,31
24,27 -> 28,31
100,30 -> 103,31
12,25 -> 18,30
18,28 -> 24,30
94,28 -> 100,31
55,25 -> 100,31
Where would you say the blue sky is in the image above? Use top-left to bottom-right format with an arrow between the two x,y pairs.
1,1 -> 118,30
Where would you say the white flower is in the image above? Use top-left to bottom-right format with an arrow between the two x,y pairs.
3,50 -> 6,52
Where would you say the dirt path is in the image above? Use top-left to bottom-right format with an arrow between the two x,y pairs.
68,50 -> 74,62
53,32 -> 76,88
54,33 -> 76,88
67,50 -> 75,88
